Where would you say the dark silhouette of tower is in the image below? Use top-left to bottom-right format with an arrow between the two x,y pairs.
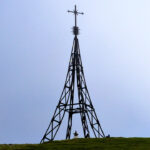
40,5 -> 105,143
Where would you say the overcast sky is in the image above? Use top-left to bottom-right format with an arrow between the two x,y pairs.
0,0 -> 150,144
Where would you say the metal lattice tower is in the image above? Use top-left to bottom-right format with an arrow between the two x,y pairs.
41,5 -> 105,143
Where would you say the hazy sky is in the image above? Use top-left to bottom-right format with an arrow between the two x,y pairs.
1,0 -> 150,144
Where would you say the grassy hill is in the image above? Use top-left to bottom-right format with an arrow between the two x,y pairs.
1,138 -> 150,150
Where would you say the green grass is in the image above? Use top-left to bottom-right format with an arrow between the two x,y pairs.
1,138 -> 150,150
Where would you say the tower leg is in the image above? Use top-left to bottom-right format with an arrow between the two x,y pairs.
75,42 -> 90,138
66,80 -> 75,139
79,105 -> 90,138
66,112 -> 73,139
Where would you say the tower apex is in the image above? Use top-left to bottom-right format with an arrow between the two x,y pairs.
68,5 -> 84,35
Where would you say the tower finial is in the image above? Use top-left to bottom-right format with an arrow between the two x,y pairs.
68,5 -> 84,35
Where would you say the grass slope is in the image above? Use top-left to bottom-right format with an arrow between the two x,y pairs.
1,138 -> 150,150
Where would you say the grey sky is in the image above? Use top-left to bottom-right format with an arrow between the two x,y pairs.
0,0 -> 150,144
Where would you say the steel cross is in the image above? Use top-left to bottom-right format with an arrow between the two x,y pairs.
68,5 -> 84,27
